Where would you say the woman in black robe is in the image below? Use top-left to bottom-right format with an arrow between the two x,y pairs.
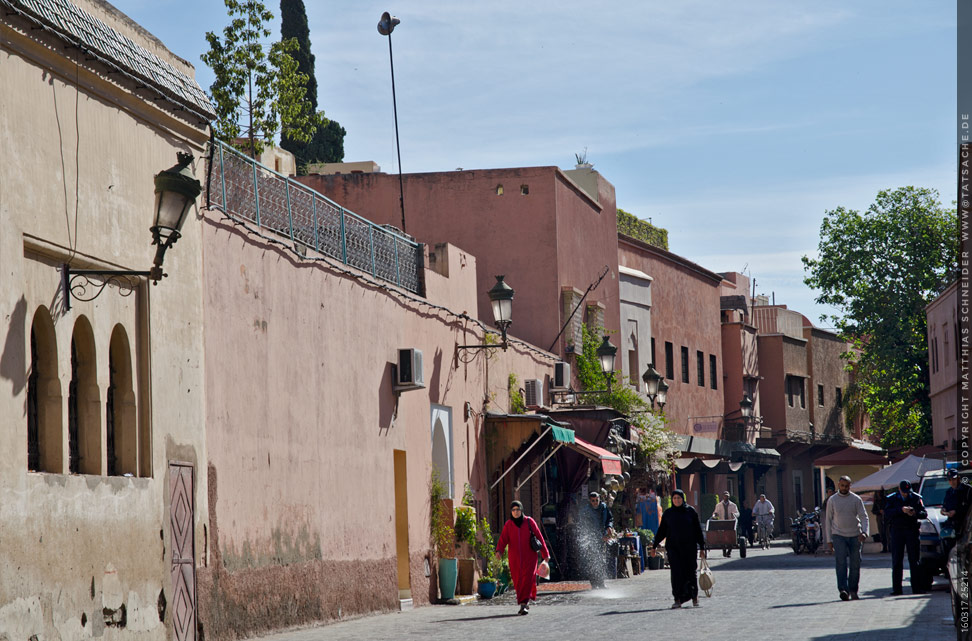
651,489 -> 707,608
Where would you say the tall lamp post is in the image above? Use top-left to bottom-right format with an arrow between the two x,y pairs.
377,11 -> 406,234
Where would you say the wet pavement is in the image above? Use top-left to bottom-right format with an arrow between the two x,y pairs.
247,541 -> 955,641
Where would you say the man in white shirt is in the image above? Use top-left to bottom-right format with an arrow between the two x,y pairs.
712,491 -> 740,557
825,476 -> 869,601
713,491 -> 739,520
752,494 -> 775,544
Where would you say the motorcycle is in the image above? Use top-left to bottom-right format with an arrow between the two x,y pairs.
790,513 -> 808,554
791,508 -> 822,554
804,508 -> 821,554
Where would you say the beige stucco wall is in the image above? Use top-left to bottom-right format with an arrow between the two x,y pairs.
0,4 -> 208,639
927,282 -> 959,449
197,212 -> 558,638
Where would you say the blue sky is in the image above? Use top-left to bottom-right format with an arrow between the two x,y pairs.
114,1 -> 956,326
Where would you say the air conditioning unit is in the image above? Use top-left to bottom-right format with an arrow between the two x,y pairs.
524,378 -> 544,409
394,348 -> 425,390
552,362 -> 571,390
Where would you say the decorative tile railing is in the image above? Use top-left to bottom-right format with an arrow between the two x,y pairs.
206,141 -> 423,296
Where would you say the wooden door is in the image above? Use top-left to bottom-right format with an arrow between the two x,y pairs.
169,462 -> 196,641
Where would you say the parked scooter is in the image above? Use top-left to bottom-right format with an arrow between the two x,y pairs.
791,512 -> 808,554
804,508 -> 821,554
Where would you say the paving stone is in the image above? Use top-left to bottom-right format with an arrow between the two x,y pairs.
249,541 -> 952,641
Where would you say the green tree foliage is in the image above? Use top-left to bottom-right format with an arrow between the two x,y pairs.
279,0 -> 346,172
203,0 -> 320,158
575,325 -> 678,471
802,187 -> 957,449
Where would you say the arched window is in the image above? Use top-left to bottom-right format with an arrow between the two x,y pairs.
107,325 -> 137,476
69,317 -> 100,475
28,307 -> 61,472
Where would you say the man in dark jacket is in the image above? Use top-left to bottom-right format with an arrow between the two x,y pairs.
943,470 -> 972,531
884,480 -> 928,596
579,492 -> 614,589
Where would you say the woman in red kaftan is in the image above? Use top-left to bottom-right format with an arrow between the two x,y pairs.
496,500 -> 549,615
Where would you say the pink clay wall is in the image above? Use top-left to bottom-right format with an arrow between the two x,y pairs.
198,211 -> 557,638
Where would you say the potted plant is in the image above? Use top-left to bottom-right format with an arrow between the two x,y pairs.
454,502 -> 478,595
474,516 -> 501,598
477,554 -> 505,599
430,472 -> 457,601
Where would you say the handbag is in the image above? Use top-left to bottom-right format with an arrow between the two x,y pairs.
530,532 -> 542,552
697,557 -> 714,596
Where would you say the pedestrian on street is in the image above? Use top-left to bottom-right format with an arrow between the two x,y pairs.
942,469 -> 972,530
739,501 -> 754,546
712,491 -> 739,557
651,489 -> 706,609
577,491 -> 614,589
496,500 -> 549,615
872,488 -> 888,553
942,469 -> 972,554
883,480 -> 928,596
824,475 -> 869,601
752,494 -> 775,547
636,486 -> 662,535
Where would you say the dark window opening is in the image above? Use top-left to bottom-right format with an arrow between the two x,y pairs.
665,342 -> 674,379
836,387 -> 843,408
27,329 -> 39,471
680,346 -> 689,383
68,339 -> 80,474
106,361 -> 117,476
709,355 -> 717,390
696,350 -> 705,386
817,384 -> 824,407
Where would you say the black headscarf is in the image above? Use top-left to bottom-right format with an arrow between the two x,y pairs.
670,489 -> 687,510
511,500 -> 524,527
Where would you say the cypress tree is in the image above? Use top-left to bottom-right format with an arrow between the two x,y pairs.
280,0 -> 346,171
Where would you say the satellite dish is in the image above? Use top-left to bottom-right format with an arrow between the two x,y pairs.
377,12 -> 400,35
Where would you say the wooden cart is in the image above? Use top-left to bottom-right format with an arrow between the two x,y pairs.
705,518 -> 748,558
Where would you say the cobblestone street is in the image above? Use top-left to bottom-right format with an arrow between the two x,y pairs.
251,543 -> 953,641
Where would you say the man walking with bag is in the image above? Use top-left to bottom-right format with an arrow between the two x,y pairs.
824,476 -> 869,601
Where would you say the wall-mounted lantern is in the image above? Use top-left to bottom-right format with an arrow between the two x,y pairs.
551,336 -> 618,404
458,275 -> 515,352
61,152 -> 201,309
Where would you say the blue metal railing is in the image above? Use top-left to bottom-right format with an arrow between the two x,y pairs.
206,140 -> 424,295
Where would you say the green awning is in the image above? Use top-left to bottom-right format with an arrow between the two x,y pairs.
550,425 -> 575,444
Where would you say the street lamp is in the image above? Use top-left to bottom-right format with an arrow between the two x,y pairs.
458,275 -> 515,352
596,336 -> 618,380
642,364 -> 668,410
656,378 -> 669,410
739,393 -> 754,419
642,364 -> 661,403
377,11 -> 406,234
551,336 -> 617,404
61,152 -> 201,309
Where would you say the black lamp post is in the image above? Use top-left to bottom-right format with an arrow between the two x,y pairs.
740,392 -> 754,419
551,336 -> 617,404
656,378 -> 669,410
642,364 -> 668,410
377,11 -> 406,234
458,275 -> 515,351
642,364 -> 661,404
62,152 -> 201,309
596,336 -> 618,391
